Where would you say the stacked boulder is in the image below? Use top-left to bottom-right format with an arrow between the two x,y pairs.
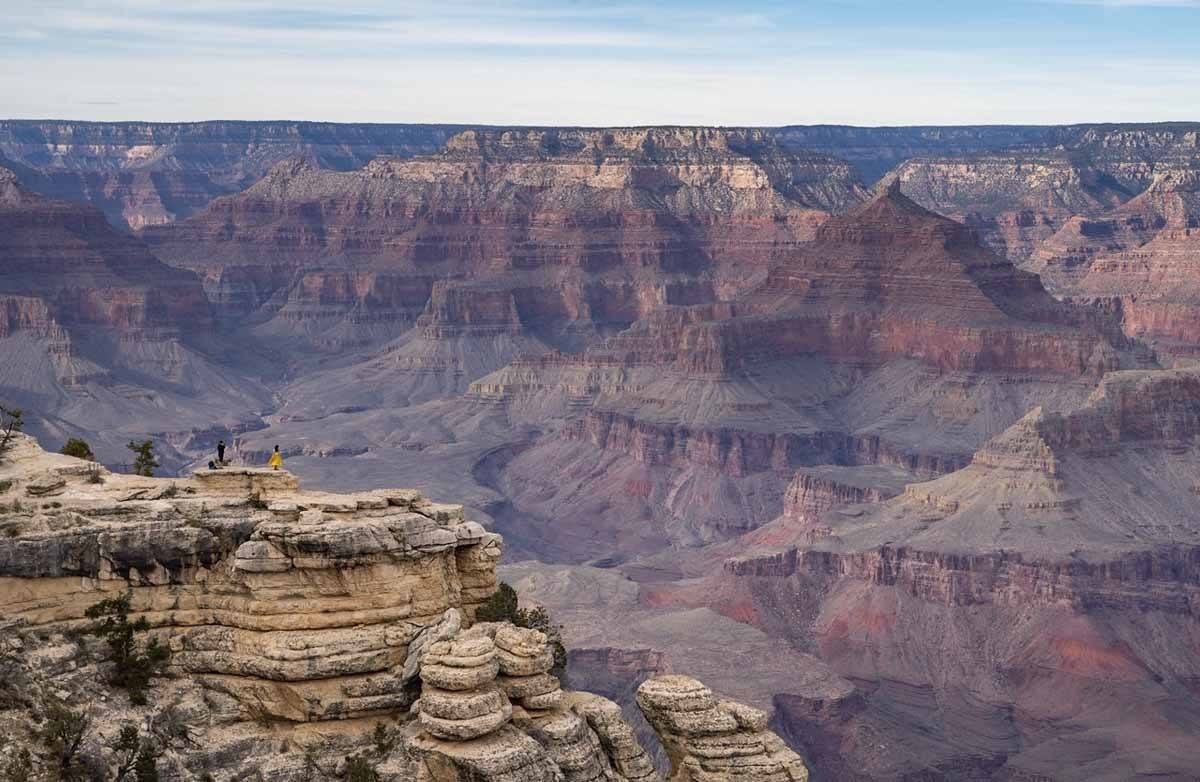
417,630 -> 512,740
637,675 -> 809,782
494,624 -> 563,711
411,621 -> 666,782
571,693 -> 660,782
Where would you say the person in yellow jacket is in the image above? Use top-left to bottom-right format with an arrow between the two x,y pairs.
268,444 -> 283,470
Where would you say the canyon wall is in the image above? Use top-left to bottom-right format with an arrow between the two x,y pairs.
716,368 -> 1200,780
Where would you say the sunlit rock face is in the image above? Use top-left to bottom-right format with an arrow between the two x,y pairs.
0,433 -> 810,781
0,434 -> 501,722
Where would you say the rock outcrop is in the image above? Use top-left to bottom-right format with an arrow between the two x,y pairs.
637,676 -> 808,782
0,433 -> 807,781
0,433 -> 501,722
408,618 -> 666,782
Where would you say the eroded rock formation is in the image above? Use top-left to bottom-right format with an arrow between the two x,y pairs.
481,183 -> 1143,560
0,433 -> 807,781
0,120 -> 459,229
138,127 -> 860,358
720,367 -> 1200,780
637,676 -> 809,782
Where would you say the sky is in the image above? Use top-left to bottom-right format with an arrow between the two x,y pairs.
1,0 -> 1198,126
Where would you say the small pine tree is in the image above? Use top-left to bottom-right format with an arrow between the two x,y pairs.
0,404 -> 23,464
40,701 -> 91,779
1,747 -> 32,781
372,723 -> 396,757
126,440 -> 159,477
111,724 -> 161,782
112,725 -> 141,781
474,582 -> 568,681
474,582 -> 520,623
60,438 -> 95,461
84,594 -> 170,705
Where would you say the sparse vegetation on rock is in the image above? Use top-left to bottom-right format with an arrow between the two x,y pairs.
112,724 -> 161,782
84,594 -> 170,705
40,701 -> 91,780
126,440 -> 159,477
59,438 -> 95,461
475,582 -> 568,680
342,753 -> 377,782
1,747 -> 32,782
0,405 -> 23,464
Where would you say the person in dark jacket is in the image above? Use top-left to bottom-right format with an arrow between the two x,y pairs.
217,440 -> 226,465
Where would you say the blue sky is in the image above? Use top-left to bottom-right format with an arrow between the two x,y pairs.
1,0 -> 1198,125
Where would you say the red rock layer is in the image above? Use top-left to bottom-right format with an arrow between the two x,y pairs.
716,368 -> 1200,779
0,166 -> 211,337
138,128 -> 861,350
555,184 -> 1125,380
563,411 -> 969,481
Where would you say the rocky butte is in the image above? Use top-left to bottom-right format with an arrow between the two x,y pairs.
719,367 -> 1200,780
0,433 -> 809,781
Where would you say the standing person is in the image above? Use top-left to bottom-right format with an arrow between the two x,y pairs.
268,445 -> 283,471
217,440 -> 226,465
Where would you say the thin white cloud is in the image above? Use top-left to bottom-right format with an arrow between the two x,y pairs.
0,0 -> 1197,125
1041,0 -> 1200,6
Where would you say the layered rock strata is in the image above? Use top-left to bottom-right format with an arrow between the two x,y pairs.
418,631 -> 513,740
0,433 -> 501,721
482,184 -> 1139,560
720,367 -> 1200,780
881,126 -> 1200,261
139,128 -> 860,356
0,164 -> 272,466
408,617 -> 667,782
0,120 -> 459,229
637,676 -> 809,782
0,434 -> 809,781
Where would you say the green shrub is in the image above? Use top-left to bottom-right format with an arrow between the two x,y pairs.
112,724 -> 160,782
112,725 -> 140,781
84,594 -> 170,705
372,723 -> 396,757
60,438 -> 95,461
134,743 -> 160,782
1,747 -> 32,782
475,582 -> 568,680
344,754 -> 377,782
